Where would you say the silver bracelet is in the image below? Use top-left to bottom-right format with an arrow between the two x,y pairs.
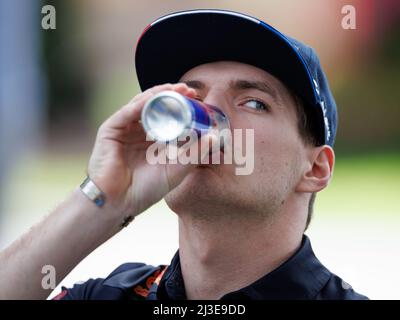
80,176 -> 106,207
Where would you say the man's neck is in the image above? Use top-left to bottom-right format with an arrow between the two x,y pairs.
178,210 -> 304,300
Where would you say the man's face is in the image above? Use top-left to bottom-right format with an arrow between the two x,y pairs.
165,61 -> 309,220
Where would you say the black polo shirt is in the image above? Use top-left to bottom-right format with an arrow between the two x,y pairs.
53,235 -> 368,300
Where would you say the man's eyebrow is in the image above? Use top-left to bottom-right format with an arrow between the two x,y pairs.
229,79 -> 281,105
181,80 -> 205,90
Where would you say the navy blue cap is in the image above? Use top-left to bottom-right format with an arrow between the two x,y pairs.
135,9 -> 338,146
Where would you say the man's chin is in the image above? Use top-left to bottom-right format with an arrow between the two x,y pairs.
186,163 -> 223,185
165,165 -> 224,212
180,165 -> 219,190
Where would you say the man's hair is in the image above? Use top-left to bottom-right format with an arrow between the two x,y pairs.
290,91 -> 322,231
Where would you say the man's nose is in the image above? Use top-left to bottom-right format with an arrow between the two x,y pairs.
202,91 -> 231,116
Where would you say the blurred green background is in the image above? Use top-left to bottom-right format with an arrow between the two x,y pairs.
0,0 -> 399,299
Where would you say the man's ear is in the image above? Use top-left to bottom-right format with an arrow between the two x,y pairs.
295,145 -> 335,193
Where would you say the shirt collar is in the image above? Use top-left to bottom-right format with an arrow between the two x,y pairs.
155,250 -> 186,300
155,235 -> 331,300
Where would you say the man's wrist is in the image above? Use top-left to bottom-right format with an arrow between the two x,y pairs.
78,176 -> 135,229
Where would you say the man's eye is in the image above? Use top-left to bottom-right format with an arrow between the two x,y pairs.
242,99 -> 268,111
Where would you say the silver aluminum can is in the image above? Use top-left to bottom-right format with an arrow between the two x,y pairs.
141,90 -> 230,142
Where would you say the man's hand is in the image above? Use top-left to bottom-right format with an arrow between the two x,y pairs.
87,82 -> 214,221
